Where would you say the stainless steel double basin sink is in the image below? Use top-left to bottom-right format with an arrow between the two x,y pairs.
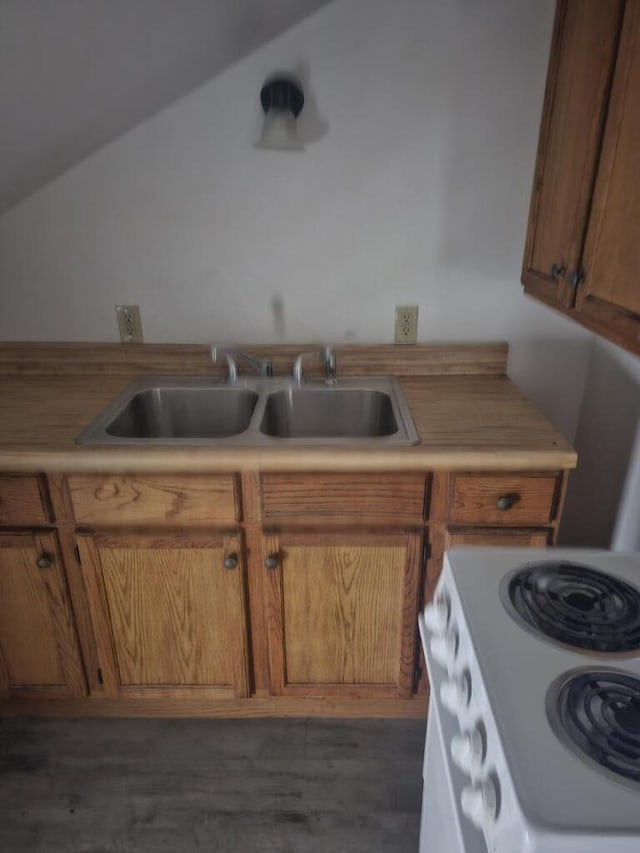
76,376 -> 419,446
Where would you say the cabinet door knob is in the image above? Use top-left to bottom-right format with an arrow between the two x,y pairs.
496,494 -> 517,511
549,263 -> 566,278
264,555 -> 279,570
569,269 -> 585,288
223,553 -> 238,570
36,554 -> 52,569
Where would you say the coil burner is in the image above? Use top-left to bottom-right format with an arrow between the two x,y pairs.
548,670 -> 640,786
502,562 -> 640,653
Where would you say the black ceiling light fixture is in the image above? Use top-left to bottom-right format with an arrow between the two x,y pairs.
256,73 -> 305,151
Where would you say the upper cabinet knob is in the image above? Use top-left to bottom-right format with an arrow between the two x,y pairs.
36,554 -> 52,569
223,554 -> 238,570
264,555 -> 280,570
549,262 -> 566,278
569,269 -> 586,288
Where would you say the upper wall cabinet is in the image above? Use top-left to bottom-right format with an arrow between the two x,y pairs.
522,0 -> 640,355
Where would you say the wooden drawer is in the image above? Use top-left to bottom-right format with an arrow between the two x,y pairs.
261,473 -> 426,524
0,476 -> 48,525
68,474 -> 240,527
447,473 -> 559,526
444,528 -> 551,548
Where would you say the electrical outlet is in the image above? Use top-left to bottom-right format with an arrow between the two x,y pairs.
394,305 -> 418,344
116,305 -> 143,343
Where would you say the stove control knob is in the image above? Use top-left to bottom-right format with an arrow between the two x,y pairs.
430,629 -> 458,670
423,596 -> 450,634
450,728 -> 484,773
440,672 -> 470,714
461,780 -> 498,830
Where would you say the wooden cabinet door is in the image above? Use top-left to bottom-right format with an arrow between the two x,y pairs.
77,532 -> 249,699
577,0 -> 640,353
263,529 -> 423,698
522,0 -> 623,308
0,531 -> 85,700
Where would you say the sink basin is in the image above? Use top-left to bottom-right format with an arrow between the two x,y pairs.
105,387 -> 258,439
260,388 -> 398,439
77,375 -> 419,446
77,377 -> 260,445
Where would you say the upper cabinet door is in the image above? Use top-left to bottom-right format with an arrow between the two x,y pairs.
522,0 -> 624,308
577,0 -> 640,351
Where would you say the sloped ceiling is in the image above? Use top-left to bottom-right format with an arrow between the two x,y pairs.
0,0 -> 331,214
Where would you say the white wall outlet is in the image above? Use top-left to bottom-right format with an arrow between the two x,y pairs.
394,305 -> 418,344
116,305 -> 143,343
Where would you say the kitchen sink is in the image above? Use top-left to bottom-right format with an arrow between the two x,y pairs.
105,387 -> 258,439
76,375 -> 419,446
260,388 -> 398,439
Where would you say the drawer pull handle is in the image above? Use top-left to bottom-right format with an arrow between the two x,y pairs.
36,554 -> 52,569
264,555 -> 279,570
223,554 -> 238,570
496,494 -> 518,512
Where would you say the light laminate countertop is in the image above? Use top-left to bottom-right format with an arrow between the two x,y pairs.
0,372 -> 577,473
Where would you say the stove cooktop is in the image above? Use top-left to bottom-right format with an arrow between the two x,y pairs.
442,547 -> 640,834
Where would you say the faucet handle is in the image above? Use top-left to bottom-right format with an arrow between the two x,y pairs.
211,345 -> 272,380
293,347 -> 336,384
292,350 -> 319,384
257,358 -> 274,377
324,346 -> 336,384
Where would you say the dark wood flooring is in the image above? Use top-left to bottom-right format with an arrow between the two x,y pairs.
0,717 -> 425,852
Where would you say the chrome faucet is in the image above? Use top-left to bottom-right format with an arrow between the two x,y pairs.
292,346 -> 336,385
211,346 -> 273,382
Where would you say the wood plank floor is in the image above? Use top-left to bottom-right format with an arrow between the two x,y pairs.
0,717 -> 425,852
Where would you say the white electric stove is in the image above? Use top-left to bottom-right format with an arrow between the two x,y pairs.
419,547 -> 640,853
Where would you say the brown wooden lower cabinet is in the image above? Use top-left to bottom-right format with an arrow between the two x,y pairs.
424,527 -> 552,605
76,531 -> 250,700
0,531 -> 85,699
262,529 -> 423,698
0,467 -> 568,716
444,528 -> 551,549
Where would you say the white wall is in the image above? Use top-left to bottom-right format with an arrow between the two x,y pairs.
560,340 -> 640,549
613,419 -> 640,551
0,0 -> 592,440
0,0 -> 331,211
